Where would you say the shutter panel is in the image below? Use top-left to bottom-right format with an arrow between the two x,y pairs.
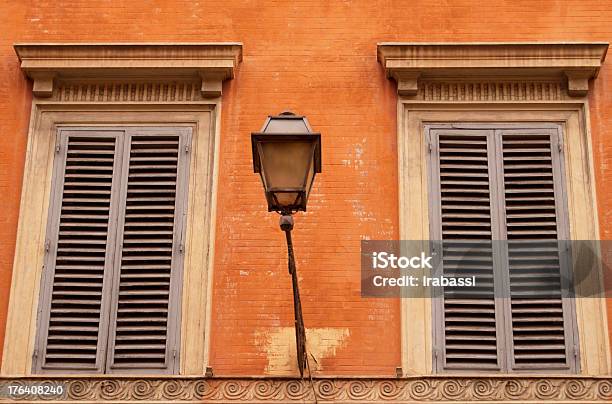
429,125 -> 578,373
36,131 -> 122,372
500,129 -> 577,371
106,129 -> 191,373
430,129 -> 503,371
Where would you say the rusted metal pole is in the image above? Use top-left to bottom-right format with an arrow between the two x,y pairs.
280,214 -> 307,378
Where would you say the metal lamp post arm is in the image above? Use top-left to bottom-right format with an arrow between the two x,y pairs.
280,214 -> 307,378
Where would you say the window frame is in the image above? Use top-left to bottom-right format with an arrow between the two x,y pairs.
397,105 -> 610,377
1,106 -> 220,376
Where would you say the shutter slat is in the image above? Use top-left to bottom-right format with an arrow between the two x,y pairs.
116,317 -> 168,323
118,307 -> 169,313
446,335 -> 497,341
48,335 -> 98,341
128,149 -> 179,154
49,316 -> 101,323
129,165 -> 178,170
115,335 -> 167,341
51,299 -> 103,305
115,344 -> 167,350
129,173 -> 177,178
66,150 -> 115,155
47,344 -> 101,350
514,354 -> 566,359
66,157 -> 115,162
446,353 -> 498,359
45,354 -> 97,359
117,299 -> 170,305
51,307 -> 101,313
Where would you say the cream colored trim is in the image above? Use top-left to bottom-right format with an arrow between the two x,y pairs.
0,102 -> 220,376
398,103 -> 611,376
202,99 -> 223,369
13,43 -> 243,98
378,43 -> 608,97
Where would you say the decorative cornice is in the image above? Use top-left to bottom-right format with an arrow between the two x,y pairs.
0,376 -> 610,402
13,43 -> 243,98
377,42 -> 608,98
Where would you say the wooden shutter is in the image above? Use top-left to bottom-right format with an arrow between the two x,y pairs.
106,129 -> 191,373
429,129 -> 504,371
428,125 -> 578,373
35,127 -> 191,374
499,129 -> 577,371
35,130 -> 123,372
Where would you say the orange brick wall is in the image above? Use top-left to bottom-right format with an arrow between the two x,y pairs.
0,0 -> 32,370
1,1 -> 611,375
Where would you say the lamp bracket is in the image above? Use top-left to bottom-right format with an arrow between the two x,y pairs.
279,214 -> 294,231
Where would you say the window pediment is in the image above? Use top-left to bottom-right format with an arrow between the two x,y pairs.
377,42 -> 608,97
14,43 -> 242,98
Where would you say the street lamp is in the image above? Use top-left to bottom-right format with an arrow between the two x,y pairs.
251,111 -> 321,377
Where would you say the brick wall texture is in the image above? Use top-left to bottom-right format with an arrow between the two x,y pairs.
0,0 -> 611,375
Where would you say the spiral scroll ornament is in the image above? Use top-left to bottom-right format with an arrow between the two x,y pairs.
1,376 -> 611,402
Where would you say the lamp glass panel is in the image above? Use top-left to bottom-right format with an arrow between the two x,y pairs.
273,191 -> 300,207
258,141 -> 314,190
264,119 -> 310,133
303,156 -> 315,201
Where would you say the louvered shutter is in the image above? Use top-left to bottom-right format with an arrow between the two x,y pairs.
429,125 -> 578,373
35,127 -> 191,374
500,129 -> 577,371
35,131 -> 123,372
429,129 -> 504,371
106,129 -> 191,373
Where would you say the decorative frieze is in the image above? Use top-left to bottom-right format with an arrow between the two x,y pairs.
417,80 -> 566,102
53,80 -> 204,102
0,376 -> 610,402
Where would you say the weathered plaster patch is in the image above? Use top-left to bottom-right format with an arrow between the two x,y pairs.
254,327 -> 350,375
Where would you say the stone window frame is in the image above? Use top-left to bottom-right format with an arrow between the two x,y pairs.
0,43 -> 242,376
378,42 -> 611,377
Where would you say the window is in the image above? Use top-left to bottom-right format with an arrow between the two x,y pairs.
378,42 -> 609,377
34,127 -> 191,374
427,124 -> 578,372
2,43 -> 241,376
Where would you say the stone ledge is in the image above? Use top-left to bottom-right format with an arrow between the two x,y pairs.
377,42 -> 608,97
0,375 -> 610,402
13,43 -> 243,98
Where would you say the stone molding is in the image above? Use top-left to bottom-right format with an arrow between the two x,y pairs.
377,42 -> 608,97
416,79 -> 568,101
0,376 -> 610,402
52,79 -> 206,102
13,43 -> 242,98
